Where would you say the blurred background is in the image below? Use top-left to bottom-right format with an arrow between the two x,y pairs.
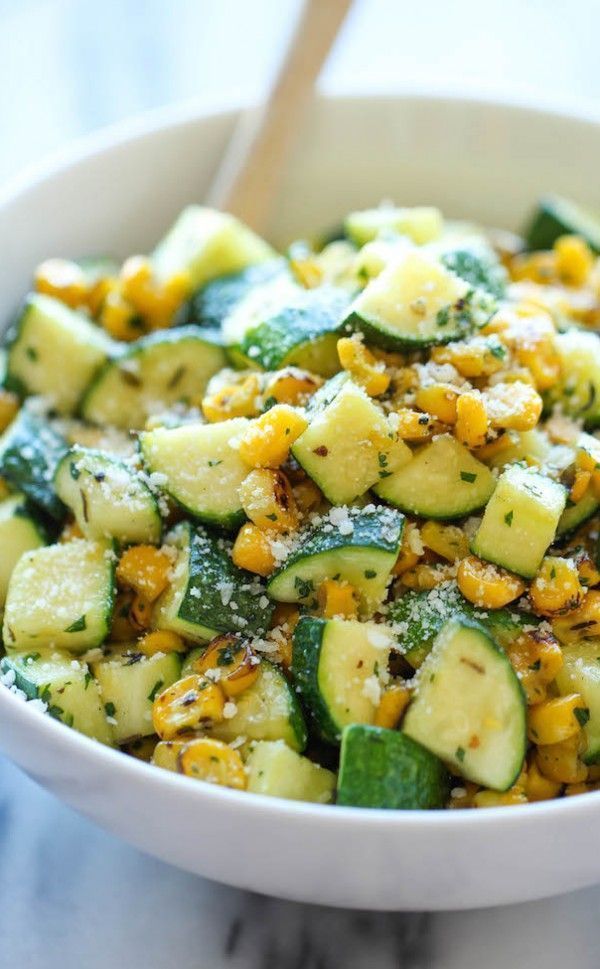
1,0 -> 599,185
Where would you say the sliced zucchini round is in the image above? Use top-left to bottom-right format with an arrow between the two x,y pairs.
403,616 -> 527,791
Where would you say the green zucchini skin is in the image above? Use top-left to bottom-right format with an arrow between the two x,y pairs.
155,522 -> 274,642
268,506 -> 404,615
525,195 -> 600,253
440,247 -> 507,300
176,259 -> 288,328
0,407 -> 68,523
0,494 -> 47,606
292,616 -> 339,744
337,725 -> 449,809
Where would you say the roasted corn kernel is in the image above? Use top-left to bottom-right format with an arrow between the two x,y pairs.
457,555 -> 526,609
232,522 -> 276,576
237,404 -> 308,468
152,674 -> 225,740
239,468 -> 299,532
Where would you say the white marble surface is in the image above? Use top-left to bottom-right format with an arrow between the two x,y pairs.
2,1 -> 600,964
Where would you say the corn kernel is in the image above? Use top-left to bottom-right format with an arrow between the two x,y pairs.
535,734 -> 588,785
415,383 -> 458,424
506,629 -> 563,705
35,258 -> 89,308
510,251 -> 557,284
529,556 -> 585,617
473,788 -> 528,808
394,408 -> 440,441
101,290 -> 142,341
554,235 -> 594,286
573,549 -> 600,589
374,683 -> 411,729
337,337 -> 390,396
239,468 -> 299,533
138,630 -> 184,656
553,590 -> 600,644
237,404 -> 308,468
293,478 -> 323,514
152,674 -> 225,740
0,389 -> 19,433
129,593 -> 153,631
455,392 -> 488,448
420,521 -> 468,562
178,737 -> 246,789
457,555 -> 526,609
483,381 -> 543,432
525,760 -> 563,801
392,522 -> 422,575
116,545 -> 173,602
232,522 -> 276,576
191,633 -> 260,698
570,469 -> 592,504
202,375 -> 261,423
474,433 -> 513,463
318,578 -> 359,619
431,337 -> 505,378
110,591 -> 138,641
528,693 -> 585,745
263,368 -> 322,406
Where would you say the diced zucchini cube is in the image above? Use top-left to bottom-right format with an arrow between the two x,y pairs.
92,648 -> 181,744
245,740 -> 335,803
0,495 -> 46,606
3,539 -> 115,653
471,466 -> 566,578
344,206 -> 443,246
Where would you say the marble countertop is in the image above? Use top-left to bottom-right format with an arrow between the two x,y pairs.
3,2 -> 600,964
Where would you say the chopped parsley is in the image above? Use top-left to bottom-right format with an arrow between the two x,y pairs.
455,746 -> 466,763
104,702 -> 116,718
460,471 -> 477,483
504,510 -> 513,526
65,615 -> 87,633
574,707 -> 590,727
147,680 -> 164,703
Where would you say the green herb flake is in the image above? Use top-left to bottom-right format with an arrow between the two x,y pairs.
364,569 -> 377,579
460,471 -> 477,483
65,615 -> 87,633
294,576 -> 314,599
69,462 -> 81,481
25,346 -> 38,362
147,679 -> 164,703
266,513 -> 278,522
207,459 -> 223,468
504,510 -> 514,527
455,746 -> 466,763
104,702 -> 116,718
84,671 -> 93,690
574,707 -> 590,727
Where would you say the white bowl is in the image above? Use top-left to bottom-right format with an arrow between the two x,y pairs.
2,93 -> 600,911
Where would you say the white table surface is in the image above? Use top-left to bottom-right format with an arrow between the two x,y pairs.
2,1 -> 600,965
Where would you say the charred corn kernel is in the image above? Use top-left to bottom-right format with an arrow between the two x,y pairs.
394,408 -> 439,441
337,337 -> 390,396
455,392 -> 488,448
117,545 -> 173,602
528,694 -> 585,745
483,381 -> 543,432
473,788 -> 528,808
570,469 -> 592,504
401,562 -> 456,591
202,374 -> 261,423
138,630 -> 184,656
554,234 -> 594,286
293,478 -> 323,514
414,383 -> 458,424
318,578 -> 359,619
0,389 -> 19,433
553,590 -> 600,644
122,735 -> 158,762
510,250 -> 557,284
110,591 -> 138,641
529,557 -> 585,617
86,275 -> 114,316
535,734 -> 588,785
525,760 -> 563,801
431,337 -> 506,378
393,522 -> 423,575
506,630 -> 563,705
178,737 -> 246,789
263,368 -> 322,406
420,521 -> 468,562
232,522 -> 276,576
35,257 -> 89,307
239,468 -> 299,533
153,738 -> 193,772
515,339 -> 561,392
474,433 -> 513,463
101,290 -> 141,341
457,555 -> 526,609
573,549 -> 600,588
374,683 -> 411,729
0,477 -> 10,500
237,404 -> 308,468
130,593 -> 153,631
59,520 -> 84,543
191,633 -> 260,698
152,674 -> 225,740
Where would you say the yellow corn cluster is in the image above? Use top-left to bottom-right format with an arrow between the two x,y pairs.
202,374 -> 261,423
318,578 -> 359,619
337,337 -> 390,396
237,404 -> 308,468
529,556 -> 584,616
457,555 -> 525,609
238,468 -> 299,533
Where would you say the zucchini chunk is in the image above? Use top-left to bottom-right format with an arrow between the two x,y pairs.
3,538 -> 115,654
92,646 -> 181,743
337,725 -> 449,809
525,195 -> 600,253
556,642 -> 600,764
439,245 -> 507,300
81,326 -> 226,430
292,616 -> 394,743
0,494 -> 46,606
403,617 -> 527,790
344,250 -> 495,350
177,259 -> 288,328
292,374 -> 412,505
546,330 -> 600,428
245,740 -> 335,803
0,406 -> 68,522
374,434 -> 494,519
0,650 -> 113,745
140,418 -> 250,529
344,206 -> 443,246
208,661 -> 307,752
5,294 -> 113,413
152,205 -> 276,288
268,505 -> 404,616
54,448 -> 161,545
471,465 -> 567,578
228,285 -> 350,377
558,489 -> 599,537
155,522 -> 273,643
